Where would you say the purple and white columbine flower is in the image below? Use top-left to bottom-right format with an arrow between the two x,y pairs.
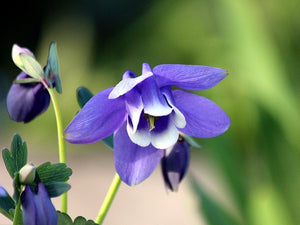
64,63 -> 230,185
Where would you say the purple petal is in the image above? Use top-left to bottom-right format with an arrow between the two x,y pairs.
36,183 -> 57,225
161,87 -> 186,128
173,90 -> 230,138
6,72 -> 50,123
114,123 -> 163,185
139,76 -> 172,116
150,115 -> 179,149
153,64 -> 228,90
125,87 -> 143,133
64,87 -> 126,144
109,71 -> 153,99
142,62 -> 152,74
0,185 -> 8,197
21,185 -> 37,225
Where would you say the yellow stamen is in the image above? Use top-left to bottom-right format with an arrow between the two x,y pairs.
149,116 -> 156,131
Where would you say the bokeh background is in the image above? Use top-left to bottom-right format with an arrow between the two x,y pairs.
0,0 -> 299,224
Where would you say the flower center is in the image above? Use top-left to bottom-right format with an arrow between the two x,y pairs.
143,113 -> 159,131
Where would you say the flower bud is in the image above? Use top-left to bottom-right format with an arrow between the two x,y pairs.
6,72 -> 50,123
12,44 -> 35,70
161,136 -> 190,192
19,164 -> 36,185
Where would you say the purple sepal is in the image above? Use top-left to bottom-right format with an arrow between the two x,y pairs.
114,123 -> 164,186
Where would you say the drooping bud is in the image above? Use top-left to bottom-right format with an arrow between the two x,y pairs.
161,136 -> 190,192
6,72 -> 50,123
19,164 -> 36,185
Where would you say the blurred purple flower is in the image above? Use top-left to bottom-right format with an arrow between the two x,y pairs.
7,72 -> 50,123
161,136 -> 190,192
0,184 -> 8,197
21,183 -> 57,225
65,63 -> 230,185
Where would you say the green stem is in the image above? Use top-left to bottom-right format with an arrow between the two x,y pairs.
95,173 -> 122,225
12,199 -> 22,225
47,88 -> 67,213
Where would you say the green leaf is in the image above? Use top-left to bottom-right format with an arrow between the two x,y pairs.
2,134 -> 28,178
45,182 -> 71,198
36,162 -> 72,184
36,162 -> 72,198
0,190 -> 15,220
77,87 -> 94,108
57,211 -> 98,225
76,86 -> 114,149
48,42 -> 62,93
190,176 -> 242,225
74,216 -> 98,225
102,135 -> 114,149
19,53 -> 44,79
57,211 -> 73,225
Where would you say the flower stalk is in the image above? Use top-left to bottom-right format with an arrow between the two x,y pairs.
47,87 -> 67,213
95,173 -> 122,225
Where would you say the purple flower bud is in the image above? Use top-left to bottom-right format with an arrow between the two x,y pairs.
6,72 -> 50,123
161,136 -> 190,192
21,183 -> 57,225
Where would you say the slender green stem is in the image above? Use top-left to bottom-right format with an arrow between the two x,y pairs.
95,173 -> 122,225
12,199 -> 22,225
47,88 -> 67,213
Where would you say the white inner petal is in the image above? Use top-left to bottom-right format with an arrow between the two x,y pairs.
150,115 -> 179,149
126,117 -> 151,147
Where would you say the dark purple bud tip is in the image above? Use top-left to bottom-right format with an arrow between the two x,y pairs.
161,136 -> 190,192
6,72 -> 50,123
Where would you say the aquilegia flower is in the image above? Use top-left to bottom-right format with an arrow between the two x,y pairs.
161,136 -> 190,192
65,63 -> 230,185
21,183 -> 57,225
7,43 -> 60,123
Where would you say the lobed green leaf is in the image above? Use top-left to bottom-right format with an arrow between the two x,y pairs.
2,134 -> 27,179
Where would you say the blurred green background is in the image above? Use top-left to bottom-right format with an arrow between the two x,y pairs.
0,0 -> 299,224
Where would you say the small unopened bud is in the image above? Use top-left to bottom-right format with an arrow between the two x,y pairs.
19,164 -> 36,185
161,136 -> 190,192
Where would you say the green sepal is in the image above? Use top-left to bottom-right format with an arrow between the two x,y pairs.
0,191 -> 16,220
44,182 -> 71,198
19,53 -> 44,80
36,162 -> 72,184
13,78 -> 40,84
76,87 -> 94,108
45,42 -> 62,93
2,134 -> 28,179
76,86 -> 114,149
57,211 -> 98,225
